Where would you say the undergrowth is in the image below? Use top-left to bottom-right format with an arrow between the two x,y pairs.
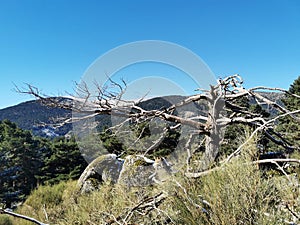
5,132 -> 300,225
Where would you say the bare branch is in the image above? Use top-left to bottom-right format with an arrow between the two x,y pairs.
250,86 -> 300,99
0,208 -> 49,225
186,158 -> 300,178
16,74 -> 300,175
106,192 -> 167,225
143,127 -> 169,156
226,109 -> 300,162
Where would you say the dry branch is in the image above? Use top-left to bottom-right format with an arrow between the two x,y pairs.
0,208 -> 49,225
16,74 -> 300,172
105,192 -> 167,225
185,158 -> 300,178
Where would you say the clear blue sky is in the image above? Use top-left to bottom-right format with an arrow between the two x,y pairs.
0,0 -> 300,109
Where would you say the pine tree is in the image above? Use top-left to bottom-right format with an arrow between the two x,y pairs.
276,76 -> 300,149
283,76 -> 300,111
220,96 -> 270,157
38,136 -> 87,185
0,120 -> 88,206
0,120 -> 42,208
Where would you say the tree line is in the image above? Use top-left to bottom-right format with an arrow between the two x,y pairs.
0,121 -> 87,208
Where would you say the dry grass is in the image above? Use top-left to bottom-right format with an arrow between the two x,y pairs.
7,131 -> 300,225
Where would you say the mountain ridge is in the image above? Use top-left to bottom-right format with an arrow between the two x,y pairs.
0,98 -> 72,137
0,92 -> 284,137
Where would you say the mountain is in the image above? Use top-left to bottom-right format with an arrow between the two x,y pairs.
0,92 -> 285,137
0,98 -> 72,137
249,91 -> 284,116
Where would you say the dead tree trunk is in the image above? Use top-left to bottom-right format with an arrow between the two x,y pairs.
17,74 -> 300,173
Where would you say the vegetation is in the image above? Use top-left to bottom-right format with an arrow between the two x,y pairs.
4,134 -> 300,225
0,120 -> 42,208
99,121 -> 181,159
1,75 -> 300,224
0,120 -> 86,208
37,136 -> 87,185
276,76 -> 300,150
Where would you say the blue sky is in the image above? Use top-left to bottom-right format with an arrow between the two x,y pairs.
0,0 -> 300,109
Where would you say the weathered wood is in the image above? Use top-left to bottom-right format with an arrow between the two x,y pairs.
0,208 -> 49,225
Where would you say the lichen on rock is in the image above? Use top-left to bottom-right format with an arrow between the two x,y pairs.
77,154 -> 123,193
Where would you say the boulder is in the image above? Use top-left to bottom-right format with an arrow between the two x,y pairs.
117,155 -> 156,186
78,154 -> 173,193
77,154 -> 123,193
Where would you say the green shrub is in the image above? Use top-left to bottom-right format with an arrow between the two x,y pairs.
0,215 -> 13,225
14,180 -> 74,225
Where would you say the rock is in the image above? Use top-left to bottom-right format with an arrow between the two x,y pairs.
117,155 -> 156,186
78,154 -> 173,193
80,178 -> 101,193
77,154 -> 123,193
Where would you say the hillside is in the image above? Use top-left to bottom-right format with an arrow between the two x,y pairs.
0,98 -> 72,137
0,92 -> 284,138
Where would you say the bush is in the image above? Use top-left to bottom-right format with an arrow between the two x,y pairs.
14,181 -> 74,225
160,132 -> 286,225
0,215 -> 13,225
10,131 -> 300,224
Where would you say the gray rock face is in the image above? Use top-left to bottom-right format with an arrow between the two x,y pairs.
77,154 -> 173,193
77,154 -> 123,193
117,155 -> 157,186
80,179 -> 101,194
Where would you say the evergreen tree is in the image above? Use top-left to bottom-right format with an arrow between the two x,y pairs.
38,136 -> 87,185
0,120 -> 42,208
99,128 -> 125,156
98,121 -> 181,159
0,120 -> 88,207
220,96 -> 270,157
276,76 -> 300,149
